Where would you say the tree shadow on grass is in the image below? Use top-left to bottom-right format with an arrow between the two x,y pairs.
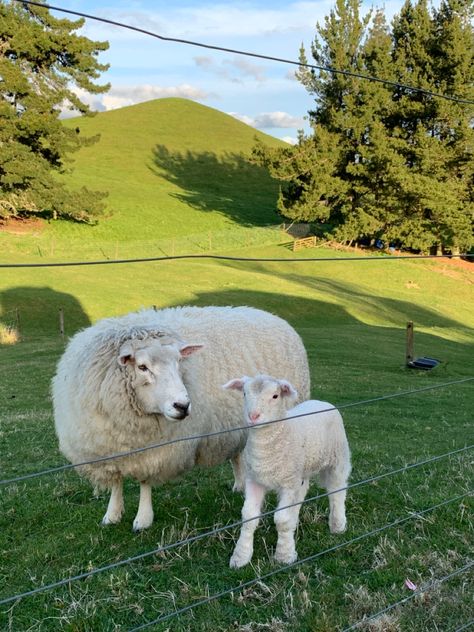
150,145 -> 281,227
0,286 -> 90,342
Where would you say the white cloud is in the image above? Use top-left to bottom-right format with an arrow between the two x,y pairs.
68,84 -> 210,113
281,136 -> 298,145
194,55 -> 266,83
229,110 -> 304,129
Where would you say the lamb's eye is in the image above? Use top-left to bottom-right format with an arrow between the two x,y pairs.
272,394 -> 279,399
138,364 -> 148,372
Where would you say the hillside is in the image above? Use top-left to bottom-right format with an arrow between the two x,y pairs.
53,97 -> 284,242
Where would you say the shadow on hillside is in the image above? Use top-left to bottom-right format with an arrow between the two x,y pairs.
0,286 -> 90,342
150,145 -> 280,226
213,261 -> 474,333
166,284 -> 472,397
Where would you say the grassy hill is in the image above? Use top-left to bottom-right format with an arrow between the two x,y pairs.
59,97 -> 284,240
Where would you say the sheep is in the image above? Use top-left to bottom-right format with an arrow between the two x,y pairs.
223,374 -> 351,568
52,306 -> 310,531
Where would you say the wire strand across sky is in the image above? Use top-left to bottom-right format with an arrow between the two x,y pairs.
14,0 -> 474,106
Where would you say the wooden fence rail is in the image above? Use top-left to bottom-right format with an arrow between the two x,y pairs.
293,236 -> 317,251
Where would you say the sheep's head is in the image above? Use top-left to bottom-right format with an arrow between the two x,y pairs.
118,336 -> 203,420
223,374 -> 298,426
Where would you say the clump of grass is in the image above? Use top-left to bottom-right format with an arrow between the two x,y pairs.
0,323 -> 20,345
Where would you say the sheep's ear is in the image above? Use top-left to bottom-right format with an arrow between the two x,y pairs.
222,377 -> 247,391
279,380 -> 298,399
118,342 -> 135,366
180,343 -> 204,358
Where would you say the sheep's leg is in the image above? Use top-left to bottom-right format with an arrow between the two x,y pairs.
231,452 -> 245,493
230,479 -> 266,569
274,480 -> 309,564
132,482 -> 154,532
323,466 -> 348,534
102,478 -> 124,525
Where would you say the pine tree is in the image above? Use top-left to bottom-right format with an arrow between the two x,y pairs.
0,1 -> 110,223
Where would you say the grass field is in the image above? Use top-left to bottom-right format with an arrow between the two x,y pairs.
0,95 -> 473,632
1,241 -> 473,631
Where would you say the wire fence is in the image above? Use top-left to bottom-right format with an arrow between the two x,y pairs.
2,376 -> 473,486
341,561 -> 474,632
0,459 -> 471,609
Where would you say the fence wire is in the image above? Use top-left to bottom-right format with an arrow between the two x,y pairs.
15,0 -> 474,106
0,252 -> 473,268
2,376 -> 473,487
0,447 -> 471,608
126,491 -> 473,631
341,561 -> 474,631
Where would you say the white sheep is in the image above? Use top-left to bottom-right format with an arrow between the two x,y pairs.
53,306 -> 310,531
223,374 -> 351,568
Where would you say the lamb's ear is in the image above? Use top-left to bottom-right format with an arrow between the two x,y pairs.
118,341 -> 135,366
179,343 -> 204,358
279,380 -> 298,399
222,377 -> 247,391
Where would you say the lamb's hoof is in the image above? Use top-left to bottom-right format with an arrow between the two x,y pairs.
229,550 -> 252,569
274,548 -> 298,565
232,481 -> 244,493
329,517 -> 347,534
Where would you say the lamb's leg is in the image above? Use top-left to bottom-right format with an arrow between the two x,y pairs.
230,479 -> 266,569
322,466 -> 348,534
231,452 -> 245,493
274,479 -> 309,564
132,482 -> 154,532
102,477 -> 124,525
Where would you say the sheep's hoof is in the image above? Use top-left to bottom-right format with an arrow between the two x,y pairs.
132,515 -> 154,532
101,511 -> 123,526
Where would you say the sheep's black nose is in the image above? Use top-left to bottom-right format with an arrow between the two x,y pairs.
173,401 -> 190,416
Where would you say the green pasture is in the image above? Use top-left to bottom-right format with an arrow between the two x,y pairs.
1,242 -> 473,631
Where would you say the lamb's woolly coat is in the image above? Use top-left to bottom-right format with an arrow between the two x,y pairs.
224,375 -> 350,567
53,306 -> 310,493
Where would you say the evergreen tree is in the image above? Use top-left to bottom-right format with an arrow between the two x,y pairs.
0,1 -> 110,223
253,0 -> 474,252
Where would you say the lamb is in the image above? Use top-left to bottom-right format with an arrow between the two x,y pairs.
52,306 -> 310,531
223,374 -> 351,568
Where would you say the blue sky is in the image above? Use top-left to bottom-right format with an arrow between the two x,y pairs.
57,0 -> 407,142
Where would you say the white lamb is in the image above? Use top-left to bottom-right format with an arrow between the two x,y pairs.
223,374 -> 351,568
53,306 -> 310,531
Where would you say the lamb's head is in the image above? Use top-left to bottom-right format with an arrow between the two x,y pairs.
118,336 -> 203,420
223,374 -> 298,426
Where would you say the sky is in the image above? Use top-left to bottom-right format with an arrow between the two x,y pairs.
56,0 -> 408,143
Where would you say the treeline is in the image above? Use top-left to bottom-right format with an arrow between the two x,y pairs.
254,0 -> 474,253
0,1 -> 109,224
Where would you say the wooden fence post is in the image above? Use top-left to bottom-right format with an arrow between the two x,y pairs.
406,321 -> 414,366
59,308 -> 65,340
15,308 -> 20,335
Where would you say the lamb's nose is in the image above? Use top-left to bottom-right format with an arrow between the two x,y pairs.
249,411 -> 260,422
173,401 -> 190,416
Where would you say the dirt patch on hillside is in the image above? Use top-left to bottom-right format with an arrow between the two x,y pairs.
0,217 -> 45,235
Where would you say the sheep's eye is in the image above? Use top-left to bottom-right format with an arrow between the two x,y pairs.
138,364 -> 148,372
272,394 -> 279,399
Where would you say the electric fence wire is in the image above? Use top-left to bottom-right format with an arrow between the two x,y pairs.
453,621 -> 474,632
0,252 -> 473,269
1,376 -> 473,487
341,561 -> 474,632
0,450 -> 471,608
126,491 -> 473,631
15,0 -> 474,106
